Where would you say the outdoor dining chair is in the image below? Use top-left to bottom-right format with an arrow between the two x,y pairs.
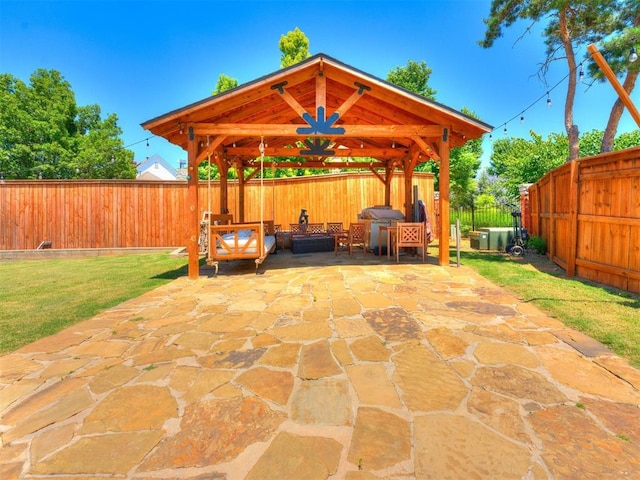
394,222 -> 425,263
343,222 -> 366,255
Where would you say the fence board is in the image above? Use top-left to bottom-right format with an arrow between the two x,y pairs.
0,172 -> 434,251
524,146 -> 640,294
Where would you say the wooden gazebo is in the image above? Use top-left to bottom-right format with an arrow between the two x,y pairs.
142,53 -> 492,278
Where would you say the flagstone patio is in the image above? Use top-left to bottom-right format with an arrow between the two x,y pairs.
1,250 -> 639,479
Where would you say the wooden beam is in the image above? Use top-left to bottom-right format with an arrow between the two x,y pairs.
276,88 -> 309,119
333,88 -> 366,119
196,135 -> 227,164
316,70 -> 326,111
243,160 -> 388,169
193,123 -> 443,138
227,146 -> 408,158
438,128 -> 451,266
588,43 -> 640,128
411,135 -> 441,161
187,130 -> 200,279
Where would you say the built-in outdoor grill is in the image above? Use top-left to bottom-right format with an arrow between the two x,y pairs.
358,206 -> 405,253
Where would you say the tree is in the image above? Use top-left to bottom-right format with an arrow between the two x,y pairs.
0,69 -> 135,179
385,59 -> 482,204
488,127 -> 639,199
489,131 -> 568,199
212,74 -> 239,95
586,3 -> 639,152
279,27 -> 310,68
480,0 -> 622,161
386,60 -> 437,100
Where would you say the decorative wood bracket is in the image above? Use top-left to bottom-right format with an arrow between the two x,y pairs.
297,106 -> 345,135
299,138 -> 335,156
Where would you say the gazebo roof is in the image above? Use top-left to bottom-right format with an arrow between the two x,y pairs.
142,53 -> 492,169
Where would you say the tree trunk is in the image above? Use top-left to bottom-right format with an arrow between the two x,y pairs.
601,11 -> 640,153
601,71 -> 639,152
559,8 -> 580,161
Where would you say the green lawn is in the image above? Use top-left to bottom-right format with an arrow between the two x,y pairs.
458,249 -> 640,368
0,254 -> 188,354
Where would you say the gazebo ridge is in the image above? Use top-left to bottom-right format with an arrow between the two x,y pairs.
142,53 -> 493,278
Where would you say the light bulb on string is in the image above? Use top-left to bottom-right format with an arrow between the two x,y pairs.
503,126 -> 507,135
579,67 -> 584,83
630,45 -> 638,63
520,115 -> 525,124
546,92 -> 552,108
146,138 -> 150,148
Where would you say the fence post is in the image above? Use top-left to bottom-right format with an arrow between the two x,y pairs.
566,160 -> 579,277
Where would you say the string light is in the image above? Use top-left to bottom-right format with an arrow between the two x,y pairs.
489,57 -> 589,141
124,136 -> 156,149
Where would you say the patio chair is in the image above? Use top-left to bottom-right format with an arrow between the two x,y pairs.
326,222 -> 345,236
394,222 -> 425,263
337,222 -> 366,256
306,222 -> 326,235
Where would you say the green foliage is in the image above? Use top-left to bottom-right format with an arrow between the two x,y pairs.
613,129 -> 640,149
384,57 -> 483,205
479,0 -> 631,157
475,193 -> 498,208
488,128 -> 640,199
279,27 -> 311,68
490,131 -> 570,199
450,205 -> 513,229
585,5 -> 639,81
0,69 -> 135,179
527,235 -> 547,254
385,60 -> 437,100
212,74 -> 239,95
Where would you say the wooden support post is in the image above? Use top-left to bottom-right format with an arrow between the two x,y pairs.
566,159 -> 580,276
535,183 -> 542,236
549,172 -> 556,262
316,69 -> 326,111
187,127 -> 200,279
385,166 -> 393,206
218,158 -> 229,214
238,166 -> 246,223
587,44 -> 640,128
439,128 -> 451,266
404,169 -> 414,221
404,153 -> 420,221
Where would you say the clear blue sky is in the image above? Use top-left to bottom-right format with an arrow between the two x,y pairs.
1,0 -> 638,170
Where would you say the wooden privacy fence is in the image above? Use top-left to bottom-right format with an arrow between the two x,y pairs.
526,146 -> 640,294
0,172 -> 434,251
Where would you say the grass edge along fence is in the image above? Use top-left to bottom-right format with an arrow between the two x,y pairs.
526,146 -> 640,295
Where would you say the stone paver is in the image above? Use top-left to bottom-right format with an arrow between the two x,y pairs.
1,251 -> 639,479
